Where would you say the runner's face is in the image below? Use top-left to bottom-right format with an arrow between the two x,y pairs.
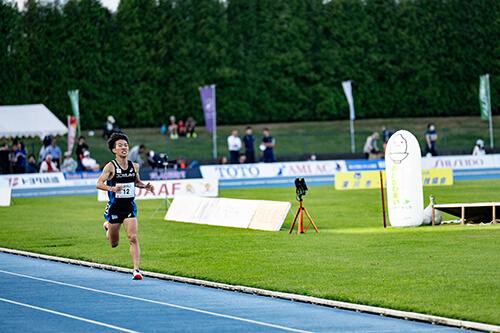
114,140 -> 129,157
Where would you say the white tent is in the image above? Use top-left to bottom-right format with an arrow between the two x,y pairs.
0,104 -> 68,139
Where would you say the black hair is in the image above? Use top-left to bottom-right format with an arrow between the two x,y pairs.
107,132 -> 129,152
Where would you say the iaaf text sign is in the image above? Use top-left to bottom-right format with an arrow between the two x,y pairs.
200,161 -> 346,179
97,179 -> 218,201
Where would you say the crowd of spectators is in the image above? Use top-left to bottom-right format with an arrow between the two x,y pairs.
162,115 -> 197,139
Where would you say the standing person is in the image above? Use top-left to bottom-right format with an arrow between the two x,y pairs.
242,126 -> 255,163
0,142 -> 11,174
38,136 -> 52,166
425,123 -> 438,156
363,132 -> 380,159
227,129 -> 241,164
261,128 -> 276,163
96,133 -> 155,280
13,141 -> 27,174
47,138 -> 62,169
75,136 -> 89,171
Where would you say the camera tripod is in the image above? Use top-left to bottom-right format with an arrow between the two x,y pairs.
289,193 -> 319,234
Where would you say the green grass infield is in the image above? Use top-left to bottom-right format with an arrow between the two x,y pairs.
1,179 -> 499,325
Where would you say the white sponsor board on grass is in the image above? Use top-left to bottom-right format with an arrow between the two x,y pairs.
165,196 -> 291,231
200,160 -> 347,179
385,130 -> 424,227
97,179 -> 218,201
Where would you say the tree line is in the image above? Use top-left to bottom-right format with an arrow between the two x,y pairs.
0,0 -> 499,130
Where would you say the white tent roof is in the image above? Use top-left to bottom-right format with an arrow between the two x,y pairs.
0,104 -> 68,139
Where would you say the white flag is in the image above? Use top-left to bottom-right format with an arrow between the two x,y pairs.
342,81 -> 355,120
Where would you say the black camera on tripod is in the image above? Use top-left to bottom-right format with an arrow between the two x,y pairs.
294,177 -> 308,197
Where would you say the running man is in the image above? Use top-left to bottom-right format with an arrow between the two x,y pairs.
96,133 -> 155,280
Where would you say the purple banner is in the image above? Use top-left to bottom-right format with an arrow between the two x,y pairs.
198,85 -> 216,133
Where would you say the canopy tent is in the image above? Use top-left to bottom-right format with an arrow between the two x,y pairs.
0,104 -> 68,139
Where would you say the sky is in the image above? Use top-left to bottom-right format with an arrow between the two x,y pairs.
15,0 -> 119,12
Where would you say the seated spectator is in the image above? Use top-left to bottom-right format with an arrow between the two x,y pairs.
129,144 -> 146,165
186,117 -> 197,138
147,150 -> 163,169
239,155 -> 246,164
218,156 -> 228,165
14,141 -> 27,174
81,151 -> 100,171
40,154 -> 59,173
473,139 -> 486,156
0,142 -> 11,174
61,151 -> 78,172
167,115 -> 178,139
25,154 -> 39,173
363,132 -> 381,159
177,120 -> 187,137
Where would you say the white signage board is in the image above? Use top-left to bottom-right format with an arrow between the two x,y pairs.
200,160 -> 347,180
0,179 -> 11,206
165,196 -> 291,231
385,130 -> 424,227
97,179 -> 218,201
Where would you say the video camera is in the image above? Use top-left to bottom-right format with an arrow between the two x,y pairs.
294,177 -> 308,197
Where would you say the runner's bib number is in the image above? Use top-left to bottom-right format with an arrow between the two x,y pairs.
115,182 -> 135,198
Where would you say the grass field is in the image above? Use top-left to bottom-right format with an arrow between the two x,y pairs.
1,179 -> 499,325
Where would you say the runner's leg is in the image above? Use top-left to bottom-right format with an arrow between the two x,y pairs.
107,222 -> 121,248
123,218 -> 140,271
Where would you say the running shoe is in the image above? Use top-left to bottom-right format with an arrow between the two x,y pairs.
132,269 -> 143,280
103,221 -> 109,232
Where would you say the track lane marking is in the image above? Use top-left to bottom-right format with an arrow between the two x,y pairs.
0,297 -> 139,332
0,269 -> 312,333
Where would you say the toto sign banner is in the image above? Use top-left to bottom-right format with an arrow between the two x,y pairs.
199,161 -> 347,179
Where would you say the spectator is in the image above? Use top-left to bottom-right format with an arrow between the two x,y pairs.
13,141 -> 27,174
147,150 -> 163,169
75,136 -> 89,171
81,151 -> 100,171
103,115 -> 116,139
38,135 -> 52,165
424,123 -> 438,156
25,154 -> 39,173
218,156 -> 228,165
472,139 -> 486,156
242,126 -> 255,163
40,154 -> 59,173
227,130 -> 241,164
61,151 -> 78,172
176,155 -> 186,169
177,119 -> 187,137
129,144 -> 146,166
363,132 -> 380,159
308,153 -> 317,161
382,126 -> 394,153
0,142 -> 11,174
167,115 -> 178,139
261,128 -> 276,163
47,138 -> 62,168
239,155 -> 247,164
186,117 -> 197,138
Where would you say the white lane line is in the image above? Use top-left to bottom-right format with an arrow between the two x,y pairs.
0,270 -> 312,333
0,297 -> 140,333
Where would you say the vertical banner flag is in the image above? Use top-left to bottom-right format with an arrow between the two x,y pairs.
68,89 -> 80,137
342,80 -> 355,120
67,116 -> 78,153
479,74 -> 491,121
199,85 -> 216,132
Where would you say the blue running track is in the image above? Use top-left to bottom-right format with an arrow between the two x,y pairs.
0,252 -> 480,333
